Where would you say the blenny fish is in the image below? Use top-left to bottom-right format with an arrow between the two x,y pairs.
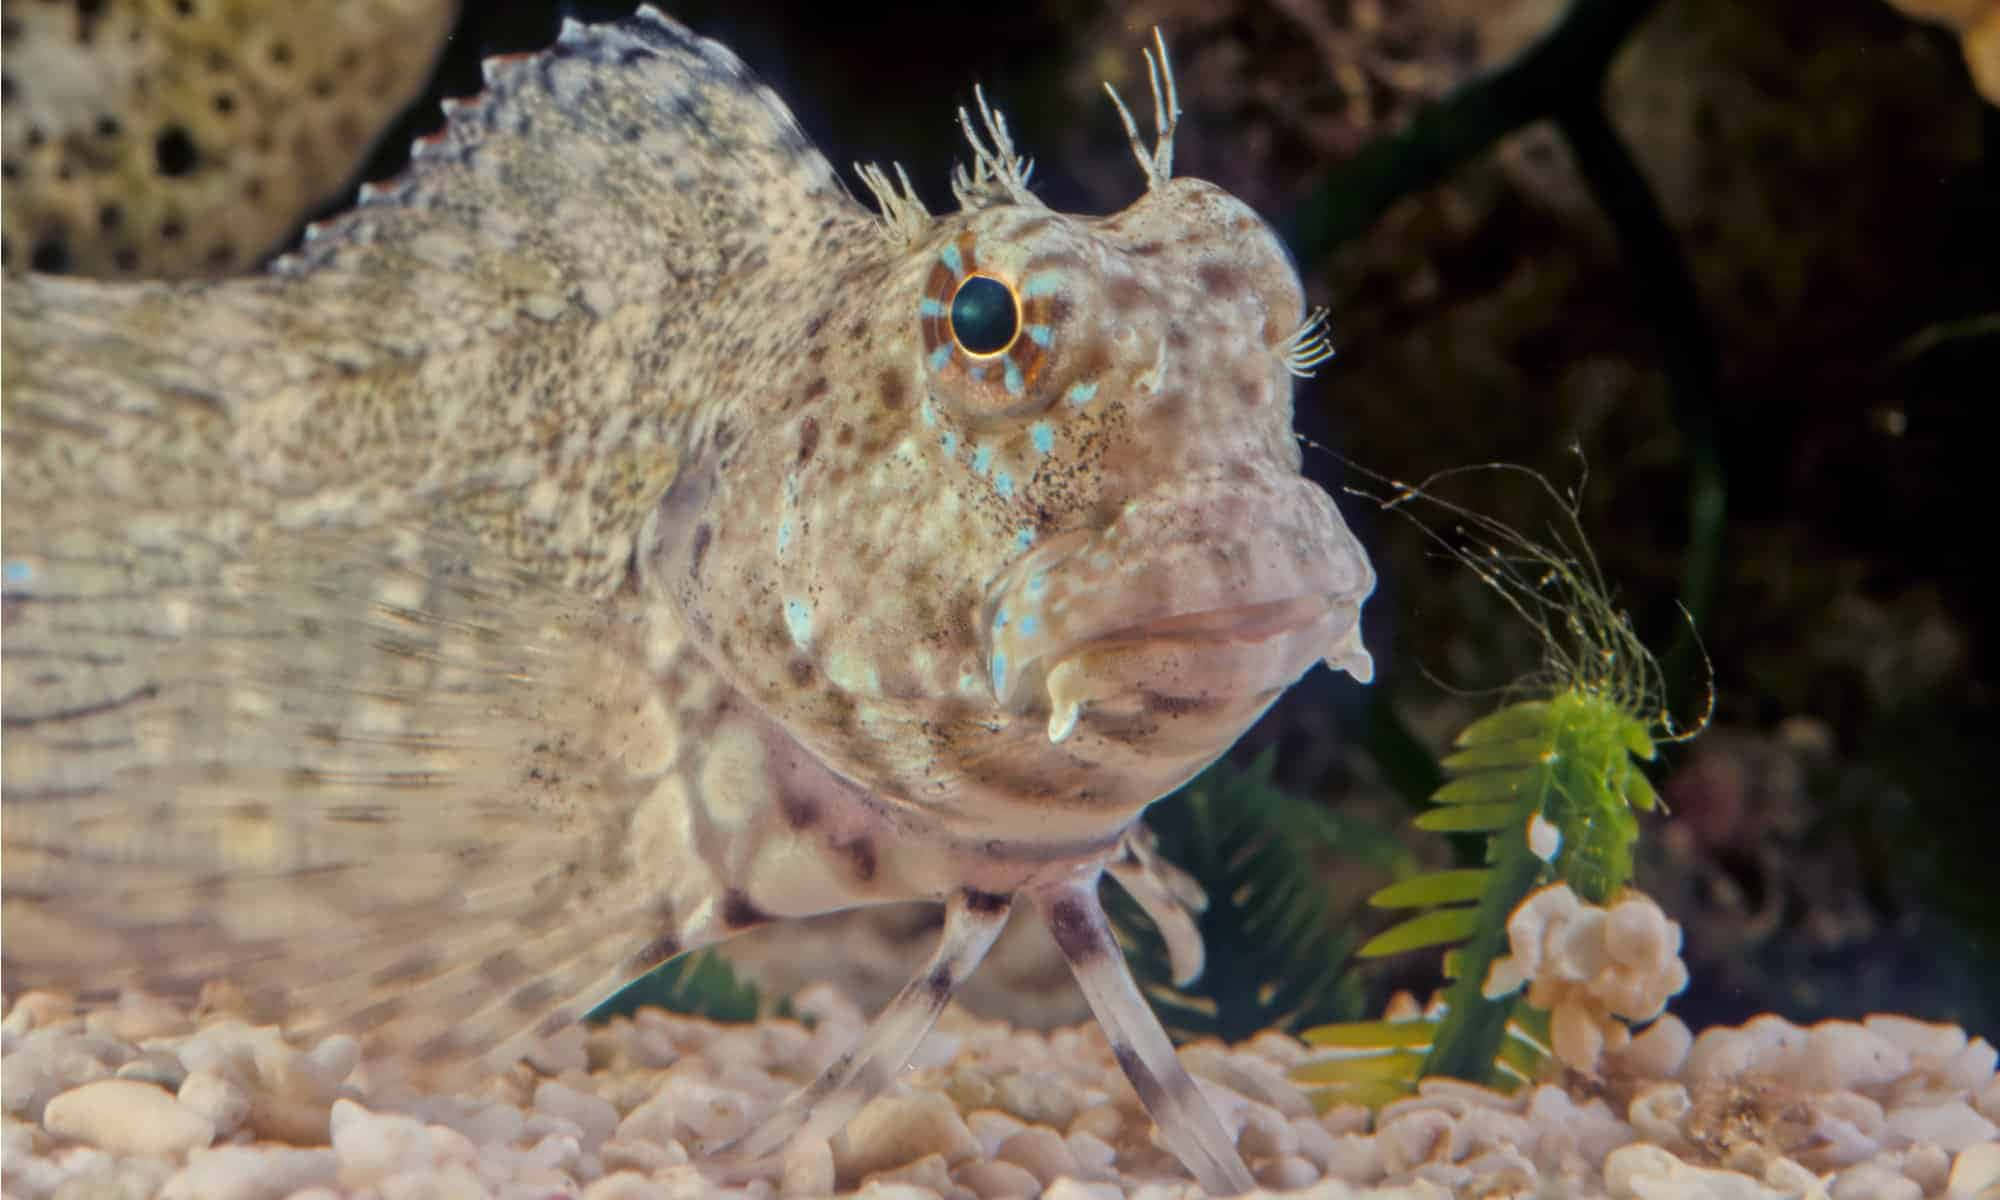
1,9 -> 1375,1192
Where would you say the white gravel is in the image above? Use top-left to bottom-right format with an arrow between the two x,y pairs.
3,985 -> 1995,1199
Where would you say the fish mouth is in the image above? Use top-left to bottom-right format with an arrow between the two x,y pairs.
982,472 -> 1375,744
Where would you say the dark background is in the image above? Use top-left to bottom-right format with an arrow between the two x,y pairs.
345,0 -> 1998,1038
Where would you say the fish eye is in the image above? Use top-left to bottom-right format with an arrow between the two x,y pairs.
949,274 -> 1019,357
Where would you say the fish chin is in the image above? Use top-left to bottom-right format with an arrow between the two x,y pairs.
982,473 -> 1375,747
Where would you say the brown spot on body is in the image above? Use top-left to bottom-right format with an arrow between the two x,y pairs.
780,790 -> 818,829
838,836 -> 877,882
533,1009 -> 575,1038
787,657 -> 814,685
879,368 -> 906,410
798,416 -> 820,464
1046,893 -> 1108,962
1197,262 -> 1243,297
925,964 -> 955,997
507,980 -> 561,1013
802,376 -> 828,402
479,950 -> 531,985
629,933 -> 682,970
1106,276 -> 1147,317
371,951 -> 442,986
689,523 -> 711,578
411,1031 -> 466,1064
963,888 -> 1010,914
722,889 -> 771,929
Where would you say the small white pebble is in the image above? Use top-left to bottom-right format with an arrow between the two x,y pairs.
160,1145 -> 337,1200
869,1152 -> 956,1193
1628,1082 -> 1691,1144
1885,1100 -> 1998,1150
1320,1131 -> 1384,1184
1067,1103 -> 1121,1142
1065,1128 -> 1117,1175
43,1078 -> 215,1157
832,1090 -> 982,1179
1237,1102 -> 1299,1160
954,1157 -> 1045,1199
1039,1179 -> 1122,1200
966,1108 -> 1028,1158
115,1048 -> 189,1090
178,1070 -> 251,1137
780,1135 -> 834,1197
1377,1106 -> 1457,1175
1948,1139 -> 2000,1194
1803,1023 -> 1910,1092
535,1079 -> 619,1149
1253,1154 -> 1320,1189
995,1125 -> 1080,1185
994,1071 -> 1082,1128
1864,1015 -> 1967,1062
1829,1160 -> 1922,1200
1604,1143 -> 1790,1200
600,1136 -> 689,1175
583,1171 -> 669,1200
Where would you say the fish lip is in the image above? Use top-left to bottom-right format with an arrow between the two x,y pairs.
982,472 -> 1374,708
1064,594 -> 1338,652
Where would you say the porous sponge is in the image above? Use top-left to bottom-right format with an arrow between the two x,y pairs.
1483,883 -> 1691,1075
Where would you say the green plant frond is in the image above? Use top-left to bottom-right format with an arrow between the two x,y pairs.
1309,1079 -> 1418,1112
1284,457 -> 1707,1101
1295,1006 -> 1554,1109
1300,1018 -> 1439,1049
586,947 -> 781,1026
1105,751 -> 1380,1044
1358,907 -> 1481,958
1369,868 -> 1492,909
1440,737 -> 1555,772
1413,800 -> 1531,833
1430,768 -> 1544,804
1455,700 -> 1558,746
1291,1048 -> 1430,1085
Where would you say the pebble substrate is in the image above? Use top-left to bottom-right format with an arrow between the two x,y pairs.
4,984 -> 1996,1200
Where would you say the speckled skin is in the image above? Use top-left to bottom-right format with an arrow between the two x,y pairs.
2,10 -> 1373,1191
1,0 -> 457,277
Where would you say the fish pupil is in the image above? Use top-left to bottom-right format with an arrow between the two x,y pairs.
950,274 -> 1018,356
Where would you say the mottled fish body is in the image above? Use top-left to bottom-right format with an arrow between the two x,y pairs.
1,10 -> 1374,1192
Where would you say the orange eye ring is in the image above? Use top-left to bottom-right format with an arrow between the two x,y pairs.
949,274 -> 1020,358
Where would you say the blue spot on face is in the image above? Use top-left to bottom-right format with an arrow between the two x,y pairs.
1066,381 -> 1098,408
1027,570 -> 1047,595
1003,359 -> 1024,396
1026,324 -> 1053,348
3,560 -> 32,586
777,520 -> 793,553
1021,272 -> 1064,298
939,243 -> 963,274
971,445 -> 994,475
784,598 -> 813,647
1030,422 -> 1054,455
1015,527 -> 1036,551
990,650 -> 1008,695
940,430 -> 959,454
918,297 -> 945,318
994,470 -> 1015,499
1019,614 -> 1040,636
928,344 -> 952,372
995,606 -> 1009,629
921,397 -> 938,427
